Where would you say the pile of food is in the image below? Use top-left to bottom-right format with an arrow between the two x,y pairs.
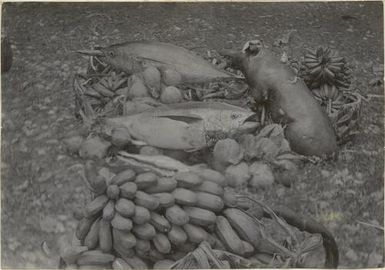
60,40 -> 351,269
60,159 -> 326,269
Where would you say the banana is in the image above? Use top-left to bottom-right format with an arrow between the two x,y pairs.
84,217 -> 101,249
107,76 -> 114,90
76,250 -> 115,266
304,53 -> 318,60
327,64 -> 341,73
113,258 -> 132,269
309,65 -> 323,76
312,88 -> 322,98
84,87 -> 103,98
313,68 -> 324,82
113,78 -> 128,91
305,62 -> 321,69
99,219 -> 113,253
324,67 -> 335,82
319,84 -> 326,100
331,57 -> 344,63
326,84 -> 333,99
103,200 -> 115,221
305,49 -> 317,56
92,83 -> 115,97
113,228 -> 137,249
111,213 -> 133,231
76,215 -> 98,241
86,195 -> 109,217
330,85 -> 339,100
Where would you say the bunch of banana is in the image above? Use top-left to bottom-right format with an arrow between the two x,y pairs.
312,83 -> 341,102
68,158 -> 289,269
303,46 -> 351,90
73,73 -> 128,118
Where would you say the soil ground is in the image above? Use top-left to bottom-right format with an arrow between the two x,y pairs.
1,2 -> 384,268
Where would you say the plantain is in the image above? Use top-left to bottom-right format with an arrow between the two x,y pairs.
324,67 -> 335,81
153,233 -> 172,254
103,200 -> 115,221
84,217 -> 101,249
112,258 -> 132,270
305,62 -> 321,69
111,213 -> 133,231
76,250 -> 115,266
327,64 -> 341,73
92,83 -> 115,97
76,215 -> 98,241
111,168 -> 136,186
85,195 -> 109,217
106,185 -> 120,200
115,198 -> 136,218
150,212 -> 171,233
309,65 -> 322,76
330,56 -> 344,63
84,87 -> 103,98
113,228 -> 137,249
119,182 -> 138,199
99,219 -> 113,253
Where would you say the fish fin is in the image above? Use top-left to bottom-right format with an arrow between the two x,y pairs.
131,139 -> 147,146
155,114 -> 203,124
184,148 -> 201,153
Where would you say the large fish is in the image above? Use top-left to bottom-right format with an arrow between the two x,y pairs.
104,101 -> 259,151
77,41 -> 235,84
220,40 -> 338,158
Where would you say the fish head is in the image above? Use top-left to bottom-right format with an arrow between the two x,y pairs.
77,44 -> 143,74
216,109 -> 259,134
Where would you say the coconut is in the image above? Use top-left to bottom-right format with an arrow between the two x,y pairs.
143,66 -> 161,98
63,135 -> 84,154
111,127 -> 131,147
224,162 -> 251,187
160,86 -> 183,104
248,162 -> 275,188
213,138 -> 244,167
127,74 -> 150,99
161,68 -> 182,86
78,136 -> 111,159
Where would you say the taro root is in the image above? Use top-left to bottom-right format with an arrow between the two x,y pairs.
143,66 -> 161,99
224,162 -> 250,187
161,68 -> 182,86
78,136 -> 111,159
111,127 -> 131,147
63,135 -> 84,154
213,139 -> 244,167
248,161 -> 275,188
127,75 -> 150,99
160,86 -> 183,104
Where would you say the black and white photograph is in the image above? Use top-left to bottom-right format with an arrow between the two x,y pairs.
1,1 -> 384,269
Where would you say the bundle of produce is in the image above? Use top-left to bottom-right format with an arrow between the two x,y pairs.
300,46 -> 361,143
60,153 -> 337,269
74,41 -> 248,123
302,46 -> 352,90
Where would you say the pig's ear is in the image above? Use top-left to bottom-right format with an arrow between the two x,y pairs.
218,49 -> 245,70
